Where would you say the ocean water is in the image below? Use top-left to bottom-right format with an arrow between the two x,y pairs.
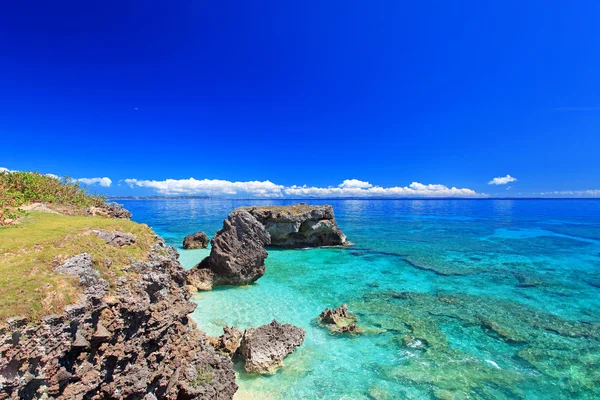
121,199 -> 600,400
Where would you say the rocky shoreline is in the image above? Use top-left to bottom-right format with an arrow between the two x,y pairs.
0,202 -> 350,399
0,235 -> 237,400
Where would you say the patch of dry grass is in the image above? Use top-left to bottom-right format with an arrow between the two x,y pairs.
0,212 -> 157,321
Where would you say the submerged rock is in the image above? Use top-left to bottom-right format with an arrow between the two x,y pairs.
191,211 -> 271,286
207,326 -> 243,358
318,304 -> 361,334
239,320 -> 305,374
183,231 -> 210,249
93,230 -> 137,247
238,203 -> 348,248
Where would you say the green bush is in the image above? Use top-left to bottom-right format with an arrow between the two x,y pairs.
0,171 -> 105,224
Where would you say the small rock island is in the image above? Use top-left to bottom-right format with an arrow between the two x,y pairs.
187,204 -> 348,290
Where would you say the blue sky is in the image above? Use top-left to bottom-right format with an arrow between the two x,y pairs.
1,1 -> 599,197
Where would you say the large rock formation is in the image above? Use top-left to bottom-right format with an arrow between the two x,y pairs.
187,204 -> 348,290
0,238 -> 237,399
188,211 -> 271,288
239,320 -> 305,374
183,232 -> 210,249
238,203 -> 347,248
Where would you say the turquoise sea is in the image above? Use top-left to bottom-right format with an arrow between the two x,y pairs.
121,199 -> 600,400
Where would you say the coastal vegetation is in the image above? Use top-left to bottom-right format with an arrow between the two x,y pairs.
0,211 -> 156,320
0,170 -> 104,225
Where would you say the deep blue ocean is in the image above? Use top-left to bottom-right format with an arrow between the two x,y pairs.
120,199 -> 600,400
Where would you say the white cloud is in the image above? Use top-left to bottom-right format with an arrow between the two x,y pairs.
0,167 -> 14,173
45,173 -> 60,180
488,174 -> 517,185
338,179 -> 373,189
123,177 -> 483,198
74,177 -> 112,187
540,190 -> 600,197
124,178 -> 285,197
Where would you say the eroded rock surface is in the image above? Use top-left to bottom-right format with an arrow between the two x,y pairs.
88,202 -> 132,219
93,230 -> 137,247
190,211 -> 270,287
239,203 -> 348,248
0,238 -> 237,399
207,326 -> 243,359
183,232 -> 210,249
239,320 -> 305,374
318,304 -> 361,334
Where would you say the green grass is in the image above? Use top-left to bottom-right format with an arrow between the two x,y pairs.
0,171 -> 105,225
0,212 -> 157,321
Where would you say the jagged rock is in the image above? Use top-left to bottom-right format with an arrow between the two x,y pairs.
88,202 -> 132,219
72,331 -> 91,350
55,253 -> 99,287
239,320 -> 305,374
93,230 -> 136,247
318,304 -> 361,334
0,238 -> 238,399
207,326 -> 243,358
239,203 -> 348,248
183,232 -> 210,249
192,211 -> 271,286
187,267 -> 214,291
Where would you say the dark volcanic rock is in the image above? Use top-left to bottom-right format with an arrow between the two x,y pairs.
183,231 -> 210,249
239,203 -> 348,248
239,320 -> 305,374
93,230 -> 137,247
207,326 -> 243,359
0,239 -> 237,399
318,304 -> 361,334
191,211 -> 271,287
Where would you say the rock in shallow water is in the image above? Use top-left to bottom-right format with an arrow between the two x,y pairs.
190,211 -> 271,287
187,204 -> 349,290
239,320 -> 305,374
183,231 -> 210,249
239,203 -> 348,248
207,326 -> 243,359
318,304 -> 361,334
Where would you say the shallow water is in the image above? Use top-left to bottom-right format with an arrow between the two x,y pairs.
122,199 -> 600,399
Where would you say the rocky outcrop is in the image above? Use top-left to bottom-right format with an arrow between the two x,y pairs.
239,320 -> 305,374
183,232 -> 210,249
88,202 -> 132,219
207,326 -> 243,359
237,203 -> 347,248
189,211 -> 270,288
187,204 -> 348,289
0,238 -> 237,399
93,230 -> 137,247
318,304 -> 361,334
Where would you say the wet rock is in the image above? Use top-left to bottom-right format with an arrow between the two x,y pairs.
239,320 -> 305,374
207,326 -> 243,358
318,304 -> 361,334
183,232 -> 210,249
193,211 -> 270,286
187,267 -> 214,291
93,230 -> 136,247
239,203 -> 348,248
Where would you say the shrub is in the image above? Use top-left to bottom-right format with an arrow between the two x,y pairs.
0,171 -> 105,225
